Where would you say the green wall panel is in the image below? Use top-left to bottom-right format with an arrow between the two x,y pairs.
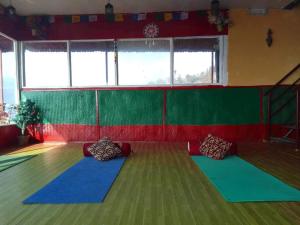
22,88 -> 263,127
166,88 -> 261,125
99,90 -> 163,126
22,91 -> 96,125
263,87 -> 296,125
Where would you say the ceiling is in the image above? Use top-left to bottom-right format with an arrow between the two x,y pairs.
0,0 -> 294,16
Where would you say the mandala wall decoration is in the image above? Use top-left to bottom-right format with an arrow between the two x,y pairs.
143,23 -> 160,47
143,23 -> 159,38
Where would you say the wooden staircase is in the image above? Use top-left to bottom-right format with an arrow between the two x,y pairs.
264,63 -> 300,148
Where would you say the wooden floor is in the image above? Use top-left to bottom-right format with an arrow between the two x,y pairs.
0,142 -> 299,225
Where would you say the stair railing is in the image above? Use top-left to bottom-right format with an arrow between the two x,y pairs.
264,63 -> 300,148
296,88 -> 300,149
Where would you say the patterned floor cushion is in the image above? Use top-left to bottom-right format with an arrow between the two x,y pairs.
199,134 -> 232,160
114,143 -> 123,157
87,138 -> 121,161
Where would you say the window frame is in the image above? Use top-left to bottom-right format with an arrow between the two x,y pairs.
117,37 -> 172,87
69,39 -> 115,87
20,36 -> 228,88
172,36 -> 220,86
22,40 -> 70,88
0,32 -> 19,105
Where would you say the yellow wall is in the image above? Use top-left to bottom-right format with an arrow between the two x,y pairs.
228,8 -> 300,86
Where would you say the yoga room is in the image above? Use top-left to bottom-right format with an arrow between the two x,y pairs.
0,0 -> 300,224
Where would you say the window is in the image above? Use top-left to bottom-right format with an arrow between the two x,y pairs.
24,42 -> 69,87
173,38 -> 219,84
21,36 -> 227,88
118,39 -> 170,85
0,34 -> 17,105
70,41 -> 115,86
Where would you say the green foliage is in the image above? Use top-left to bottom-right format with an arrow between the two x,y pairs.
13,100 -> 41,135
0,103 -> 17,125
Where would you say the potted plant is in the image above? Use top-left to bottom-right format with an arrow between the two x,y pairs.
13,99 -> 41,146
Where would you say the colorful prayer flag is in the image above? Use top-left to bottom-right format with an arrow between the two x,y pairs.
72,15 -> 81,23
115,13 -> 124,22
64,16 -> 72,23
80,15 -> 89,22
173,12 -> 181,21
31,28 -> 37,36
155,12 -> 164,21
137,13 -> 146,21
180,12 -> 189,20
132,13 -> 146,21
88,15 -> 98,22
26,16 -> 35,26
48,16 -> 55,23
164,12 -> 173,21
105,14 -> 115,22
131,14 -> 137,21
40,16 -> 50,26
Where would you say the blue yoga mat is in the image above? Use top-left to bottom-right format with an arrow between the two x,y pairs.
192,156 -> 300,202
23,157 -> 126,204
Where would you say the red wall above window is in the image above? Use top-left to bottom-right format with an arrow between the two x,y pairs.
0,16 -> 21,40
18,11 -> 227,41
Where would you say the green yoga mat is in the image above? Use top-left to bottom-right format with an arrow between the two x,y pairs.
0,155 -> 36,172
192,156 -> 300,202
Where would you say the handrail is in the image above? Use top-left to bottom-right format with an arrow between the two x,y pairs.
265,64 -> 300,145
264,63 -> 300,96
271,93 -> 296,117
271,79 -> 300,104
296,88 -> 300,149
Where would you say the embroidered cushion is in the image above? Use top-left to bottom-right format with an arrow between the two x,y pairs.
114,143 -> 123,157
200,134 -> 232,160
87,138 -> 121,161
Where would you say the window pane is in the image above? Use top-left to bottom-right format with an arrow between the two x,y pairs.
107,51 -> 115,85
118,40 -> 170,85
71,41 -> 115,86
24,42 -> 69,87
173,38 -> 218,84
0,35 -> 17,104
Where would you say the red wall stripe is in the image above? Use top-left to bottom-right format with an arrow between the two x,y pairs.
165,125 -> 264,142
26,124 -> 275,143
28,124 -> 99,142
0,125 -> 20,148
